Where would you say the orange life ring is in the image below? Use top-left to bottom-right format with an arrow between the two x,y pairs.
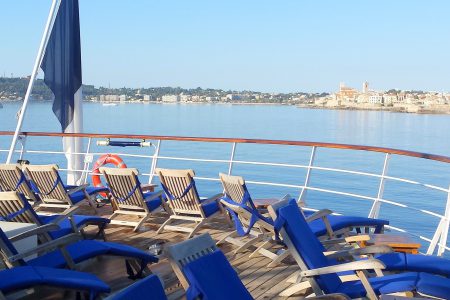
91,154 -> 127,197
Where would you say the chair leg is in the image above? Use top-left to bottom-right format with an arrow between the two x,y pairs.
267,249 -> 290,268
133,215 -> 150,232
217,231 -> 237,246
157,217 -> 173,234
249,239 -> 273,258
279,281 -> 311,297
235,234 -> 264,254
188,220 -> 205,239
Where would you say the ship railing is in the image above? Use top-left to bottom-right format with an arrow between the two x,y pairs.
0,131 -> 449,257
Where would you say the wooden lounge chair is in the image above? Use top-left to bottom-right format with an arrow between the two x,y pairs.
167,233 -> 351,300
156,168 -> 229,238
0,220 -> 158,280
100,167 -> 165,232
220,173 -> 388,239
0,191 -> 109,241
23,164 -> 107,212
0,163 -> 40,206
217,174 -> 290,266
267,198 -> 450,299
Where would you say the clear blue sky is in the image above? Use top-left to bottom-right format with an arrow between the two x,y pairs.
1,0 -> 449,93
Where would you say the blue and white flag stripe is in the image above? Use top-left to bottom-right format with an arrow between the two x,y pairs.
41,0 -> 84,184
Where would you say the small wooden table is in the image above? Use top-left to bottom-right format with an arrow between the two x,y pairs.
252,198 -> 279,210
141,183 -> 158,193
362,234 -> 421,254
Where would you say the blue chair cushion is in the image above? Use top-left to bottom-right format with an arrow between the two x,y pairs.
143,192 -> 163,212
183,250 -> 253,300
416,272 -> 450,299
376,252 -> 450,278
27,240 -> 158,268
0,266 -> 110,295
109,274 -> 167,300
38,214 -> 110,239
68,186 -> 110,204
200,200 -> 220,217
336,272 -> 420,297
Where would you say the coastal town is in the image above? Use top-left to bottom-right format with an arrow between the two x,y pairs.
1,77 -> 450,114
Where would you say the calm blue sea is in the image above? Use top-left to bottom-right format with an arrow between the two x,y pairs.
1,101 -> 450,250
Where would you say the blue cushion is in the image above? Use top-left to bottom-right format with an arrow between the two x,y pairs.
376,253 -> 450,278
336,272 -> 419,297
68,190 -> 87,204
417,272 -> 450,299
0,266 -> 110,295
110,274 -> 167,300
275,200 -> 342,293
183,250 -> 253,300
38,214 -> 110,239
143,192 -> 163,212
201,201 -> 220,217
28,240 -> 158,268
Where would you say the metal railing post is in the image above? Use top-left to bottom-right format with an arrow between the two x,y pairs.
82,137 -> 92,184
437,186 -> 450,255
298,146 -> 316,207
18,136 -> 27,161
149,140 -> 161,184
369,153 -> 390,219
227,142 -> 237,175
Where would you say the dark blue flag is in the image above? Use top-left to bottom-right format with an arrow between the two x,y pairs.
41,0 -> 82,132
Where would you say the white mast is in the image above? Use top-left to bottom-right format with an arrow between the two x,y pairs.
6,0 -> 61,163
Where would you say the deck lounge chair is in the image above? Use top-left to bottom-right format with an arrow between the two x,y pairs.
107,274 -> 166,300
166,233 -> 253,300
100,167 -> 165,232
0,191 -> 109,240
167,233 -> 351,300
267,198 -> 450,299
0,265 -> 110,299
24,164 -> 108,212
0,163 -> 40,206
217,176 -> 290,266
219,173 -> 388,239
156,168 -> 228,238
0,220 -> 158,280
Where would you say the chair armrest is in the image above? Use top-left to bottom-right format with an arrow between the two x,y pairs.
8,233 -> 80,263
9,224 -> 61,242
144,191 -> 163,202
324,245 -> 393,260
345,235 -> 370,243
47,206 -> 80,225
349,245 -> 394,256
67,184 -> 89,195
305,209 -> 333,222
201,193 -> 224,204
300,259 -> 386,277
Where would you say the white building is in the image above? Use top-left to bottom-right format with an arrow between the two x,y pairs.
226,94 -> 241,101
143,95 -> 153,101
162,95 -> 180,102
368,94 -> 383,104
119,95 -> 127,102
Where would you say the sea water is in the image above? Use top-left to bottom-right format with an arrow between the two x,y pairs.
1,101 -> 450,248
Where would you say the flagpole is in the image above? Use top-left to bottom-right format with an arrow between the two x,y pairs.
6,0 -> 61,163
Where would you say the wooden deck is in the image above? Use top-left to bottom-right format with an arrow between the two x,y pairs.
35,202 -> 307,299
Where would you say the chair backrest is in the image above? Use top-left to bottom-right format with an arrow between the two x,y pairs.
0,164 -> 38,203
99,167 -> 146,211
268,198 -> 342,295
166,233 -> 217,289
107,274 -> 167,300
0,222 -> 25,268
219,173 -> 247,205
0,192 -> 51,244
156,168 -> 202,216
23,165 -> 71,205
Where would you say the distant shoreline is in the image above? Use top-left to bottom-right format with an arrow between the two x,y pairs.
3,98 -> 450,115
